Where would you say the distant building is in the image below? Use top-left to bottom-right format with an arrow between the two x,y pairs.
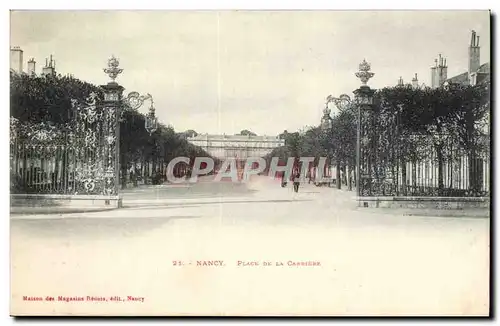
396,31 -> 489,90
187,134 -> 285,160
440,31 -> 490,87
10,46 -> 23,73
438,30 -> 491,136
10,47 -> 59,77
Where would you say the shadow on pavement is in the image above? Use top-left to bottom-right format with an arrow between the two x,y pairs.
121,205 -> 202,211
359,207 -> 490,218
10,216 -> 201,240
121,182 -> 258,199
10,207 -> 117,216
123,199 -> 313,210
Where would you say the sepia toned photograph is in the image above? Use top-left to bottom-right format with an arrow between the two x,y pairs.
9,10 -> 491,316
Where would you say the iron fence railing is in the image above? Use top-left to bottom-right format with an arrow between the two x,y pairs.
11,142 -> 80,194
358,111 -> 490,197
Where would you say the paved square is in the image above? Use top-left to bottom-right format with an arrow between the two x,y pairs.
11,177 -> 490,316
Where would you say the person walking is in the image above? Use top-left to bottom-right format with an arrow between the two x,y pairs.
281,172 -> 287,188
293,171 -> 301,193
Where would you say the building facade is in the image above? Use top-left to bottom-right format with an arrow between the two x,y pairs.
187,134 -> 285,160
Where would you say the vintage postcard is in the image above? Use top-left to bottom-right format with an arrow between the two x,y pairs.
9,10 -> 491,316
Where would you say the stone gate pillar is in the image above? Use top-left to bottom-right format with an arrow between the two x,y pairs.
353,60 -> 376,202
101,56 -> 124,205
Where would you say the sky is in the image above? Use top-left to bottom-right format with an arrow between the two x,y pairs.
10,10 -> 490,136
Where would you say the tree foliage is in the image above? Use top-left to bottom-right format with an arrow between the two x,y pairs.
10,71 -> 103,125
264,82 -> 489,193
10,71 -> 489,193
373,83 -> 490,193
10,73 -> 215,182
180,129 -> 198,138
239,129 -> 257,136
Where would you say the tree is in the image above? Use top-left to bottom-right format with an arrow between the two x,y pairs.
300,127 -> 323,161
445,83 -> 490,194
278,130 -> 288,140
239,129 -> 257,136
329,107 -> 357,189
10,73 -> 217,190
374,83 -> 489,195
10,71 -> 103,125
376,85 -> 432,194
375,85 -> 455,194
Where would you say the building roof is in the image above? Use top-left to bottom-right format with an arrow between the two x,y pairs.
446,72 -> 469,85
445,62 -> 490,86
477,62 -> 490,73
477,73 -> 490,85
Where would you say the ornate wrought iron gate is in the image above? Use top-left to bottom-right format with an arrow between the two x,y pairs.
10,92 -> 121,199
70,93 -> 120,196
11,56 -> 127,204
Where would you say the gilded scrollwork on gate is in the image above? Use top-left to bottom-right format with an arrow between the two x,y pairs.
71,93 -> 113,195
102,106 -> 119,196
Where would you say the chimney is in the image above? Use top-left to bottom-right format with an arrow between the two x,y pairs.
398,76 -> 404,86
468,30 -> 480,74
10,46 -> 24,73
27,58 -> 36,76
42,56 -> 56,77
438,56 -> 448,86
412,73 -> 419,88
431,58 -> 438,88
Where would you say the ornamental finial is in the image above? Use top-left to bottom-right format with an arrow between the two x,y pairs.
355,59 -> 375,86
324,96 -> 332,115
103,55 -> 123,83
323,105 -> 331,117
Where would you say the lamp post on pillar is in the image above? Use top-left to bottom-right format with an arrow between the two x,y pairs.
144,98 -> 158,135
144,98 -> 159,181
353,59 -> 375,203
322,94 -> 354,190
320,104 -> 333,181
113,76 -> 160,187
100,55 -> 162,192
